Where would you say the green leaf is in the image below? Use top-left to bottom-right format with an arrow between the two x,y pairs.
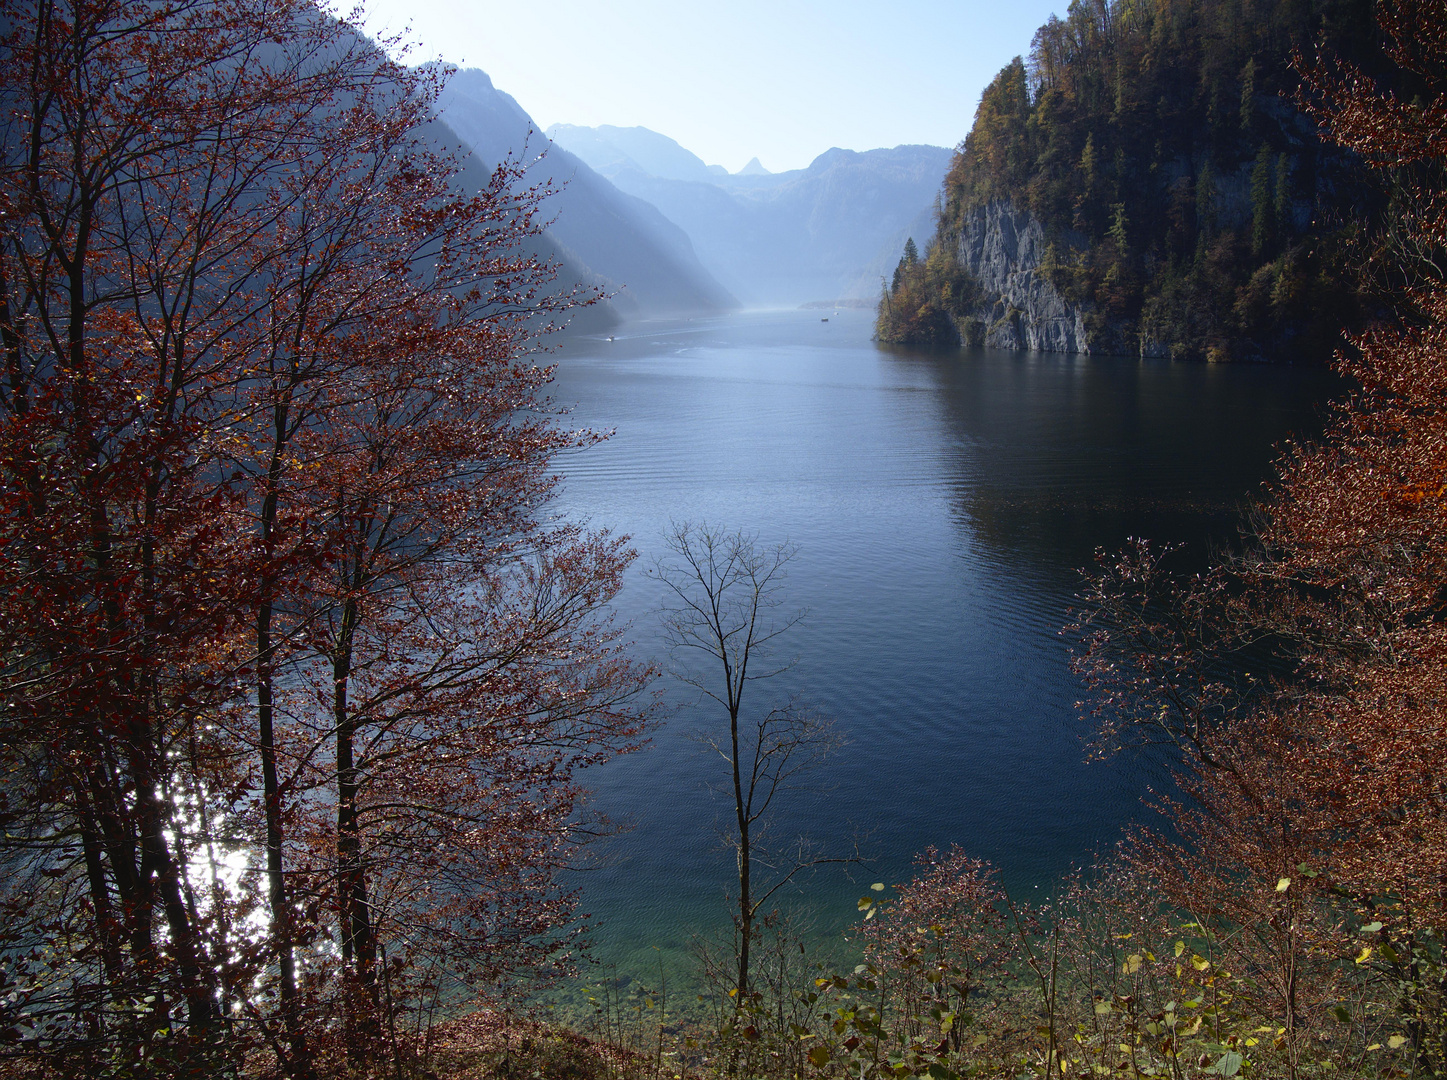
871,882 -> 885,892
1361,921 -> 1383,933
1389,1035 -> 1408,1050
1210,1051 -> 1243,1076
808,1045 -> 831,1067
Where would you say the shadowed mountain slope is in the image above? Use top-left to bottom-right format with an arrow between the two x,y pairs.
439,71 -> 737,320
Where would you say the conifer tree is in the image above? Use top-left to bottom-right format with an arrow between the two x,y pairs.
1074,0 -> 1447,1061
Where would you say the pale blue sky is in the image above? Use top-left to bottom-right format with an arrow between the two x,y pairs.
356,0 -> 1067,173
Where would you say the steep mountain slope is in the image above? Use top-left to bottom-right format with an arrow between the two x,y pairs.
878,0 -> 1392,361
550,125 -> 953,305
439,70 -> 737,319
411,115 -> 618,334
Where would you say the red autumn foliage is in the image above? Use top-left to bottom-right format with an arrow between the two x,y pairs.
1072,0 -> 1447,1066
0,0 -> 651,1076
862,847 -> 1011,1054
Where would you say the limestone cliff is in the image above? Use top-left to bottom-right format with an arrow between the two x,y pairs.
951,202 -> 1091,354
880,0 -> 1380,365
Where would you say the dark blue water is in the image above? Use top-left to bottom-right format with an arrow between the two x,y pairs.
544,307 -> 1335,979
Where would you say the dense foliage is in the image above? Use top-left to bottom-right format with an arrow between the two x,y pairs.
880,0 -> 1402,361
1070,0 -> 1447,1072
0,1 -> 650,1076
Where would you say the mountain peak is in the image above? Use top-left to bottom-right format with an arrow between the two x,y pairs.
808,147 -> 859,170
547,123 -> 721,183
737,157 -> 771,176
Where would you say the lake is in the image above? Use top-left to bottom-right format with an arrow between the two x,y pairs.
543,307 -> 1337,986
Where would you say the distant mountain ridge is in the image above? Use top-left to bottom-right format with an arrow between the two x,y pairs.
548,124 -> 953,306
544,124 -> 727,182
437,71 -> 737,322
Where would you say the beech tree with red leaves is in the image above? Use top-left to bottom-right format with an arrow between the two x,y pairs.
0,1 -> 650,1076
1072,0 -> 1447,1067
862,847 -> 1011,1056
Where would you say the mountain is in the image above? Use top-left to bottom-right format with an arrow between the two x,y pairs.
548,124 -> 954,306
877,0 -> 1391,361
438,71 -> 737,322
544,124 -> 725,183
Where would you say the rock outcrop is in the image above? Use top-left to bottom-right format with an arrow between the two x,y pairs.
953,201 -> 1091,353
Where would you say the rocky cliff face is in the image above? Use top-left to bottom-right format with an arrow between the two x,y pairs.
953,201 -> 1091,353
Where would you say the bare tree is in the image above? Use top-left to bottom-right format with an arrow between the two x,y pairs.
652,522 -> 836,997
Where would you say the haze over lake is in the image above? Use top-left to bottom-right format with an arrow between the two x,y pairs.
544,308 -> 1337,979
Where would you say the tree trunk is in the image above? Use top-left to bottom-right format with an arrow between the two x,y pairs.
257,403 -> 313,1079
733,705 -> 750,997
334,591 -> 380,1056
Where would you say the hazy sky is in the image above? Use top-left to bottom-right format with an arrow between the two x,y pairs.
355,0 -> 1067,174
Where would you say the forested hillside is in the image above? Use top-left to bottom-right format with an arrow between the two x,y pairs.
879,0 -> 1393,361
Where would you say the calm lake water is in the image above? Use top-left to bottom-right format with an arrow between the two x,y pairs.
543,307 -> 1336,984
